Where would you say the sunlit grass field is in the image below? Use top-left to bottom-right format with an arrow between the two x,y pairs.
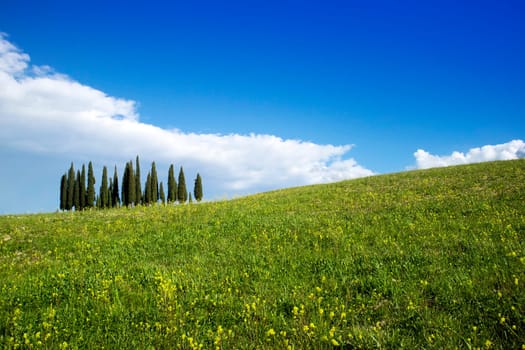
1,159 -> 524,349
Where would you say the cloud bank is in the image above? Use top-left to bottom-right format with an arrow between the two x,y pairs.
0,34 -> 373,197
414,140 -> 525,169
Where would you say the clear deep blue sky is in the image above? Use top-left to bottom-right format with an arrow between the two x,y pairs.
0,0 -> 524,213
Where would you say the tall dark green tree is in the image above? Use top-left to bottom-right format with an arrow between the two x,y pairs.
159,182 -> 166,204
60,173 -> 67,211
122,163 -> 129,206
73,170 -> 81,210
144,172 -> 152,205
127,161 -> 136,206
177,166 -> 188,203
194,173 -> 203,202
167,164 -> 177,204
135,156 -> 142,205
105,172 -> 111,208
112,166 -> 120,207
100,166 -> 109,208
122,161 -> 136,207
80,164 -> 86,210
86,162 -> 96,208
66,163 -> 75,210
151,162 -> 159,204
108,178 -> 113,208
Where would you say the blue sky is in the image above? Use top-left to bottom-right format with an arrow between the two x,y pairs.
1,0 -> 524,214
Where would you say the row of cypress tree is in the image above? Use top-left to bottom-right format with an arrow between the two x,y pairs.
59,156 -> 203,211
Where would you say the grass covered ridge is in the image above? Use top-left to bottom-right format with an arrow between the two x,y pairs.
1,160 -> 524,349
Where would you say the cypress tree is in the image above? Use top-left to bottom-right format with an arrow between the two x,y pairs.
112,166 -> 120,207
189,193 -> 193,204
100,166 -> 109,208
107,175 -> 112,207
80,164 -> 86,210
159,182 -> 166,205
194,173 -> 203,202
135,156 -> 142,205
151,162 -> 159,204
86,162 -> 96,208
66,163 -> 75,210
73,170 -> 81,210
144,172 -> 152,205
121,161 -> 136,207
108,178 -> 113,208
122,163 -> 129,206
177,166 -> 188,204
60,173 -> 67,211
128,161 -> 136,206
167,164 -> 177,204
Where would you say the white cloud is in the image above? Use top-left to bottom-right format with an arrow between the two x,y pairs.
0,34 -> 373,198
0,33 -> 29,75
414,140 -> 525,169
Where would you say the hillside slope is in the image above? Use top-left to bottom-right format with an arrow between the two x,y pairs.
1,160 -> 524,349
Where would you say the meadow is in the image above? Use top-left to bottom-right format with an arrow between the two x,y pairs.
1,159 -> 524,349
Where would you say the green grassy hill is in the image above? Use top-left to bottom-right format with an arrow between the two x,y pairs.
1,160 -> 524,349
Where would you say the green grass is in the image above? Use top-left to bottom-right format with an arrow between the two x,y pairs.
1,160 -> 524,349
